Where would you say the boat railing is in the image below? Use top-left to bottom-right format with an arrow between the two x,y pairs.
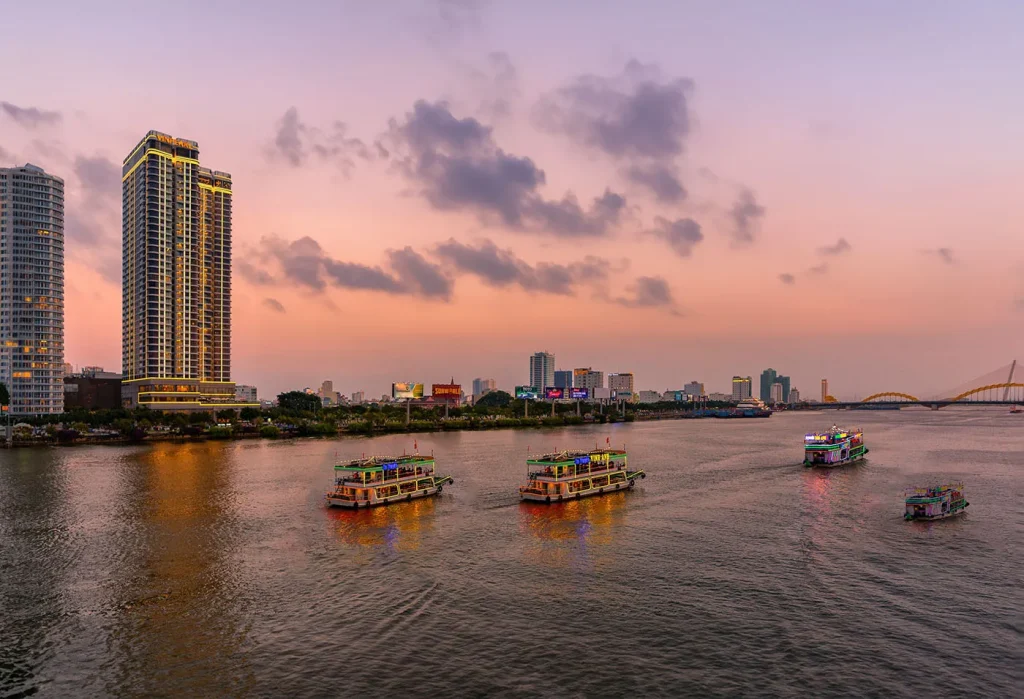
334,466 -> 434,486
527,460 -> 626,480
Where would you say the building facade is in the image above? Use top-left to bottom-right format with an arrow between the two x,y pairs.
789,387 -> 801,404
574,368 -> 604,391
472,377 -> 496,397
235,385 -> 257,403
121,131 -> 252,411
732,376 -> 752,402
553,370 -> 573,389
64,372 -> 123,411
759,368 -> 777,402
638,390 -> 662,403
821,378 -> 829,402
0,164 -> 65,415
770,381 -> 784,403
608,372 -> 634,399
683,380 -> 704,396
529,352 -> 555,392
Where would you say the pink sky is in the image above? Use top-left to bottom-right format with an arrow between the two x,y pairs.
1,1 -> 1021,400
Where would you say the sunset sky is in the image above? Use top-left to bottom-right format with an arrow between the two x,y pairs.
2,0 -> 1022,400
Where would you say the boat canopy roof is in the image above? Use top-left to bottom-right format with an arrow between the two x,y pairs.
805,426 -> 862,443
527,448 -> 627,466
334,454 -> 434,471
905,482 -> 963,498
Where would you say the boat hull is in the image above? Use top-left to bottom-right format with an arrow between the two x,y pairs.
905,503 -> 969,521
326,481 -> 450,508
521,479 -> 634,503
804,449 -> 868,468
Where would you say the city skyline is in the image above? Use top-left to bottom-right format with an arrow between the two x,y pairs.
1,2 -> 1021,401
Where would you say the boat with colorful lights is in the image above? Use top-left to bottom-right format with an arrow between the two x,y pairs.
326,452 -> 453,508
803,425 -> 867,467
519,448 -> 646,503
904,483 -> 969,521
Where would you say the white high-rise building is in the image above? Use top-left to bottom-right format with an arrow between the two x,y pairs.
472,377 -> 496,397
529,352 -> 554,391
683,380 -> 704,396
574,368 -> 604,391
608,372 -> 634,398
0,164 -> 65,415
770,381 -> 784,403
731,376 -> 752,402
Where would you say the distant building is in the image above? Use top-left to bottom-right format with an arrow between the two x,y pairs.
683,380 -> 704,396
574,368 -> 604,391
638,390 -> 662,403
235,385 -> 258,403
553,370 -> 574,389
64,373 -> 122,411
770,381 -> 784,403
789,387 -> 801,404
821,379 -> 829,403
777,375 -> 791,402
351,391 -> 365,404
707,392 -> 732,402
732,376 -> 752,401
608,372 -> 634,399
529,352 -> 555,392
759,369 -> 778,402
1,164 -> 65,415
319,380 -> 341,406
472,378 -> 496,397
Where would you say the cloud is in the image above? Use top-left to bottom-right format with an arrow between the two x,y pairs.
535,61 -> 692,203
0,143 -> 10,162
74,155 -> 120,199
1,101 -> 61,128
268,107 -> 371,173
251,235 -> 452,300
263,298 -> 286,313
237,258 -> 276,285
729,188 -> 766,245
778,273 -> 795,285
434,238 -> 609,295
645,216 -> 703,258
808,263 -> 829,275
818,237 -> 851,256
385,100 -> 627,237
462,51 -> 520,121
923,247 -> 955,265
431,0 -> 486,37
615,276 -> 678,312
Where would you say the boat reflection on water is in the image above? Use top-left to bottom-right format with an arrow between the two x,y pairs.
326,495 -> 438,551
519,490 -> 630,569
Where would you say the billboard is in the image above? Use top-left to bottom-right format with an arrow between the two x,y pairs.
432,383 -> 461,398
592,387 -> 611,400
545,387 -> 565,400
570,387 -> 589,400
392,382 -> 424,399
515,385 -> 539,400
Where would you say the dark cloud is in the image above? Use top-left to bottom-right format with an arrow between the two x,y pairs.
729,188 -> 766,245
615,276 -> 677,312
1,101 -> 61,128
923,247 -> 955,265
779,273 -> 795,285
252,235 -> 452,300
73,155 -> 120,199
237,259 -> 275,286
433,238 -> 608,295
535,61 -> 693,203
269,107 -> 371,173
64,210 -> 108,247
818,237 -> 851,256
386,100 -> 627,237
808,263 -> 829,275
646,216 -> 703,258
263,298 -> 286,313
625,164 -> 686,203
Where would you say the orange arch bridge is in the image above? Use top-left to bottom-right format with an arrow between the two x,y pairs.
860,383 -> 1024,403
947,383 -> 1024,402
861,392 -> 920,402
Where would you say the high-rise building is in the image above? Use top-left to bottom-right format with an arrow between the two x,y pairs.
731,376 -> 752,402
789,387 -> 801,404
770,381 -> 783,403
529,351 -> 554,391
120,131 -> 253,410
472,377 -> 496,397
759,368 -> 777,402
0,164 -> 65,415
574,368 -> 604,391
683,380 -> 704,396
821,379 -> 829,403
777,375 -> 791,402
608,372 -> 634,398
553,370 -> 574,389
319,380 -> 341,405
351,390 -> 365,404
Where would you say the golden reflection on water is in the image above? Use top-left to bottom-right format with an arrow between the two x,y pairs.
326,496 -> 438,551
518,491 -> 630,569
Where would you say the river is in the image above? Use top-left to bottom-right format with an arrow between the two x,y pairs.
1,409 -> 1020,697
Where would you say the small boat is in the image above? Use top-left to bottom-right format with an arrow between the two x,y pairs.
1010,405 -> 1023,414
326,453 -> 453,508
803,425 -> 868,467
519,448 -> 645,503
904,483 -> 969,521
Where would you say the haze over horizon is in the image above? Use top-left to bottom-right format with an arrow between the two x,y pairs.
2,0 -> 1021,400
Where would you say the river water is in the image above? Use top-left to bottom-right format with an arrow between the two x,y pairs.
0,410 -> 1020,697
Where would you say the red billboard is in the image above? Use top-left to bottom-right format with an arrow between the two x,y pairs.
545,387 -> 565,400
432,383 -> 461,404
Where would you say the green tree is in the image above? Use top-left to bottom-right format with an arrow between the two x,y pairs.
474,390 -> 512,409
215,408 -> 237,422
277,391 -> 321,413
240,407 -> 261,421
189,411 -> 213,425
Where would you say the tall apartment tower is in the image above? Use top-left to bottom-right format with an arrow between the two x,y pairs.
121,131 -> 245,410
529,351 -> 555,391
0,164 -> 65,415
821,379 -> 829,403
731,376 -> 752,402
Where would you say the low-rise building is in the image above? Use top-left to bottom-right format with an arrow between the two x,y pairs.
638,390 -> 663,403
235,385 -> 258,403
64,370 -> 123,411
